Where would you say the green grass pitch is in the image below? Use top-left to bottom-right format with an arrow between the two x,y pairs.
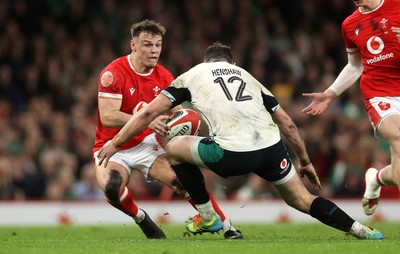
1,221 -> 398,254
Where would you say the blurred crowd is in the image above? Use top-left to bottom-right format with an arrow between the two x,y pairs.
0,0 -> 398,202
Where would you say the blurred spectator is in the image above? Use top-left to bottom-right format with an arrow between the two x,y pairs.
0,155 -> 13,199
235,174 -> 278,201
72,162 -> 103,201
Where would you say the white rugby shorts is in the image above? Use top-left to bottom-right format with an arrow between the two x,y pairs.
366,96 -> 400,136
93,133 -> 165,179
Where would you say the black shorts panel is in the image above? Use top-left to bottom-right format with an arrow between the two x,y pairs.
200,139 -> 293,182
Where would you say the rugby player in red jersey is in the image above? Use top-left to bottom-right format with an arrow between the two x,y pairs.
303,0 -> 400,216
93,19 -> 242,239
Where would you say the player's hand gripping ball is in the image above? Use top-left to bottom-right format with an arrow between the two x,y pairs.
165,109 -> 201,140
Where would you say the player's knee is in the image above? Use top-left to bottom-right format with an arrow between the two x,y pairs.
165,140 -> 179,164
105,170 -> 123,202
284,192 -> 314,213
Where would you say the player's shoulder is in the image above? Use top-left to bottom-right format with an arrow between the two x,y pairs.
98,56 -> 129,87
342,8 -> 360,27
387,0 -> 400,6
195,61 -> 242,71
154,63 -> 173,75
154,64 -> 174,82
154,63 -> 169,72
101,56 -> 129,74
387,0 -> 400,9
178,63 -> 208,79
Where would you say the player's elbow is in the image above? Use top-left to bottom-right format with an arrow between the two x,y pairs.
348,63 -> 363,76
101,118 -> 113,128
141,108 -> 160,124
100,115 -> 116,128
142,101 -> 169,120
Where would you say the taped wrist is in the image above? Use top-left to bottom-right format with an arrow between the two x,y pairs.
112,135 -> 125,148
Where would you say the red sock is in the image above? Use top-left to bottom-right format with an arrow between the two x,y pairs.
107,186 -> 139,217
376,169 -> 385,186
183,190 -> 226,222
186,196 -> 197,209
186,191 -> 226,221
208,190 -> 226,221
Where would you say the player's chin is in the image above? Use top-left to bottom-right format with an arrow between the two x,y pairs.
146,58 -> 159,67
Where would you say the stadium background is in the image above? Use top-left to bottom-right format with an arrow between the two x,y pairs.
0,0 -> 399,212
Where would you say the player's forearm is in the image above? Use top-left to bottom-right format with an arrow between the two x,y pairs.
112,111 -> 154,148
111,95 -> 173,148
281,123 -> 311,166
274,111 -> 310,165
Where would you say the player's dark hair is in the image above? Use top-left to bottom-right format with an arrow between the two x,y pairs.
203,42 -> 233,63
130,19 -> 166,38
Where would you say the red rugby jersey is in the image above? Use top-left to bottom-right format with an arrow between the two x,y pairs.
93,55 -> 174,152
341,0 -> 400,99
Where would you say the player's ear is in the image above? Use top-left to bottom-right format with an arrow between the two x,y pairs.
130,39 -> 136,51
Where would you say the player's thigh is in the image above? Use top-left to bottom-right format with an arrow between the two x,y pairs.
367,97 -> 400,140
148,155 -> 175,184
165,135 -> 198,165
95,161 -> 130,191
379,114 -> 400,147
148,154 -> 187,194
273,172 -> 316,213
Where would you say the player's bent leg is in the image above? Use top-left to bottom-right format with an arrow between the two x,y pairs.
273,172 -> 315,213
376,115 -> 400,202
149,155 -> 243,239
362,167 -> 382,215
97,162 -> 166,239
171,163 -> 223,235
104,169 -> 124,202
309,197 -> 384,240
274,172 -> 384,240
147,155 -> 187,194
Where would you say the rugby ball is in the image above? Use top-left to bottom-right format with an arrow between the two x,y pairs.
165,109 -> 201,140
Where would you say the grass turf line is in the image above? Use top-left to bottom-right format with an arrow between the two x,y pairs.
0,222 -> 398,254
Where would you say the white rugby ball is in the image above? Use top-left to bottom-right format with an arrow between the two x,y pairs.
165,109 -> 201,140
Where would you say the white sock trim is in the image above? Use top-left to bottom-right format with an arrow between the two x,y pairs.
195,201 -> 215,221
222,218 -> 236,233
349,221 -> 368,239
119,186 -> 128,202
134,208 -> 145,223
364,168 -> 381,199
